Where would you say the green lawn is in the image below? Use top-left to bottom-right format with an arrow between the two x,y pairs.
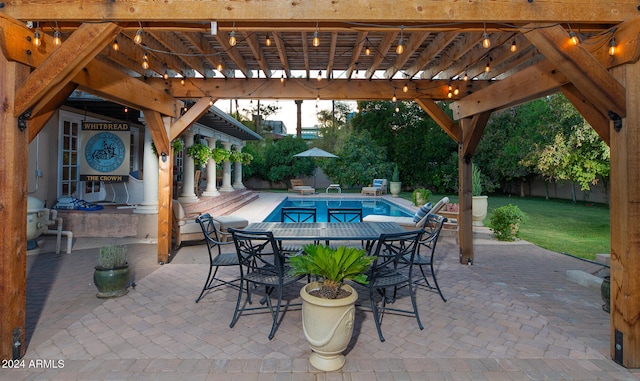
400,193 -> 611,260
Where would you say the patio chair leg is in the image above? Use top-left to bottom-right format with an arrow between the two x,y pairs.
370,289 -> 386,342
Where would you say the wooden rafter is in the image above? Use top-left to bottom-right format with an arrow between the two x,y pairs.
404,31 -> 459,78
384,31 -> 430,79
244,32 -> 272,78
421,33 -> 483,79
523,23 -> 626,119
415,98 -> 462,142
14,22 -> 121,116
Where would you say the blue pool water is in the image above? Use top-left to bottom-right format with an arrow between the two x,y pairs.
263,197 -> 413,222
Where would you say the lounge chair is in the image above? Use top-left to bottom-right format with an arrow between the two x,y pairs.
363,196 -> 450,230
288,179 -> 315,195
361,179 -> 388,196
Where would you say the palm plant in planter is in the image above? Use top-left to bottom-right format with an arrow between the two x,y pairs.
289,244 -> 375,371
94,245 -> 130,298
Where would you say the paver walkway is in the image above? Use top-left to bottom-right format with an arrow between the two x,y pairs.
3,193 -> 639,380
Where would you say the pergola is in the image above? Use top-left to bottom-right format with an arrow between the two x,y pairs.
0,0 -> 638,367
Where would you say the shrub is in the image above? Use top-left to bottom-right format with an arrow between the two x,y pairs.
98,245 -> 128,269
489,204 -> 526,241
411,188 -> 432,206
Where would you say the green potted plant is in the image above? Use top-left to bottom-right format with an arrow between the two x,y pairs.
488,204 -> 526,241
472,164 -> 488,226
186,142 -> 211,169
212,147 -> 231,163
389,163 -> 402,197
230,150 -> 243,163
411,188 -> 432,206
289,244 -> 375,371
93,245 -> 130,298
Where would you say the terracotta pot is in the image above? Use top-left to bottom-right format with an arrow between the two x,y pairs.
300,282 -> 358,371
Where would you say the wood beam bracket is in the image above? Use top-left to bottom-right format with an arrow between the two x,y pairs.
18,109 -> 31,131
609,111 -> 623,132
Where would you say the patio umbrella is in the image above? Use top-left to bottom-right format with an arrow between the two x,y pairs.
293,147 -> 339,188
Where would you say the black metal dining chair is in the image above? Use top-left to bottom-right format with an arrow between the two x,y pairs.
367,229 -> 424,342
412,214 -> 448,302
194,213 -> 239,303
280,207 -> 317,254
327,208 -> 363,222
281,207 -> 317,223
227,228 -> 306,340
327,207 -> 365,248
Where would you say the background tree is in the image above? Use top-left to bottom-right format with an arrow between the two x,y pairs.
263,135 -> 315,183
315,101 -> 354,154
321,130 -> 391,187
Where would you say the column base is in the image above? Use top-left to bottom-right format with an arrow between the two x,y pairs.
133,203 -> 158,214
202,189 -> 220,197
219,186 -> 234,193
178,195 -> 199,203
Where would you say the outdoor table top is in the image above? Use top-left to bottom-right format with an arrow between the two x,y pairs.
244,221 -> 406,241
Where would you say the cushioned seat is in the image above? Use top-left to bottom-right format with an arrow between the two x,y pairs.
363,197 -> 450,230
172,200 -> 221,248
211,215 -> 249,234
361,179 -> 387,196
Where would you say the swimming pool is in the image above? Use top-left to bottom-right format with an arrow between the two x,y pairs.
263,197 -> 413,222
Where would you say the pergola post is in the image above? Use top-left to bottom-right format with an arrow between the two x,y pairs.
0,55 -> 29,360
610,61 -> 640,367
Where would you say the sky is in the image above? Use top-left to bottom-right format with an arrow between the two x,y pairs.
214,99 -> 357,135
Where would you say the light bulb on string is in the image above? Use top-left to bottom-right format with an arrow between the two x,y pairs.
163,71 -> 169,80
392,91 -> 397,103
53,23 -> 61,46
134,24 -> 143,44
33,28 -> 41,47
112,39 -> 119,51
312,22 -> 320,47
395,104 -> 400,113
265,34 -> 272,47
141,52 -> 149,70
609,35 -> 616,56
569,31 -> 580,46
317,70 -> 322,81
365,45 -> 371,56
482,23 -> 491,48
396,26 -> 405,55
403,83 -> 408,93
463,73 -> 469,81
454,87 -> 459,96
510,39 -> 517,53
485,62 -> 491,73
280,74 -> 285,83
180,77 -> 185,86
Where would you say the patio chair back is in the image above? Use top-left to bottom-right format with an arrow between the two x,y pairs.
281,207 -> 317,223
367,229 -> 424,342
327,208 -> 363,222
413,214 -> 448,302
193,213 -> 238,303
227,228 -> 305,339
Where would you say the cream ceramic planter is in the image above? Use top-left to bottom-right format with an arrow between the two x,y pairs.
389,181 -> 402,197
472,195 -> 488,226
300,281 -> 358,371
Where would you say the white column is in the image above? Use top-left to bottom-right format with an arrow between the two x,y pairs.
232,144 -> 246,190
179,131 -> 199,203
133,131 -> 158,214
202,137 -> 220,197
219,141 -> 234,192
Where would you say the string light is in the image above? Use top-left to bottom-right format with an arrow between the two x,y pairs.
265,34 -> 272,47
141,51 -> 149,70
569,31 -> 579,46
447,84 -> 453,98
454,87 -> 459,96
180,77 -> 185,86
317,70 -> 322,81
280,73 -> 285,83
463,73 -> 469,81
229,22 -> 237,46
485,62 -> 491,73
217,62 -> 223,71
365,39 -> 371,56
312,22 -> 320,47
609,35 -> 616,56
163,70 -> 169,80
134,23 -> 143,44
482,24 -> 491,49
395,103 -> 400,113
396,26 -> 405,55
112,39 -> 119,51
403,83 -> 409,93
53,22 -> 61,46
33,24 -> 41,47
510,39 -> 517,53
392,90 -> 397,103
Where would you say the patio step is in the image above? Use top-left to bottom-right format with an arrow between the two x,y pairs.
181,190 -> 258,216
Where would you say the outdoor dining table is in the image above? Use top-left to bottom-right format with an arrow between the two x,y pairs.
243,221 -> 406,242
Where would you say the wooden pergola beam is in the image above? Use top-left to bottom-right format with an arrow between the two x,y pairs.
2,1 -> 634,23
561,83 -> 611,145
170,97 -> 218,141
415,98 -> 462,142
522,23 -> 626,119
14,22 -> 121,117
